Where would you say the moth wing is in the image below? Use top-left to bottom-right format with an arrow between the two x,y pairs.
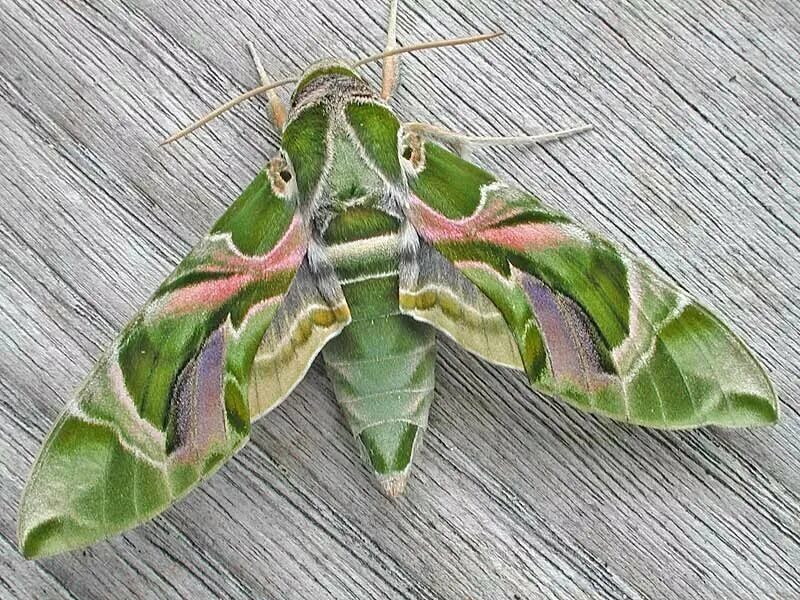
18,171 -> 349,559
401,240 -> 523,370
402,141 -> 778,428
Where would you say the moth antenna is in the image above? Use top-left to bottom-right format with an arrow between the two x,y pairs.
162,31 -> 501,146
246,41 -> 289,131
351,31 -> 503,69
161,76 -> 298,146
404,122 -> 593,157
380,0 -> 400,100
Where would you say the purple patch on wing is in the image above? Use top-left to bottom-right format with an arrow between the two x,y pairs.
518,273 -> 609,390
169,327 -> 228,462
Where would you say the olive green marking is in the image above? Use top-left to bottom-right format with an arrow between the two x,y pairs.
327,133 -> 385,206
413,142 -> 495,218
211,171 -> 295,256
321,204 -> 435,485
120,250 -> 296,431
119,315 -> 208,429
282,104 -> 329,198
19,416 -> 172,559
714,393 -> 779,426
513,241 -> 630,350
360,422 -> 418,475
345,102 -> 402,181
324,206 -> 400,245
434,237 -> 630,352
332,250 -> 398,283
459,264 -> 548,381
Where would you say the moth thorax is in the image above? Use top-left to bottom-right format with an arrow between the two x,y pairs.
324,129 -> 385,210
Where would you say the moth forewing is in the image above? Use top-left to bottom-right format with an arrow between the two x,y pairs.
16,168 -> 339,558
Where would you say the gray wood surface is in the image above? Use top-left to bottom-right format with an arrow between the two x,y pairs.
1,0 -> 798,598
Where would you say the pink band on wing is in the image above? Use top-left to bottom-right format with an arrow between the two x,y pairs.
216,214 -> 307,272
164,273 -> 254,314
162,215 -> 307,316
408,194 -> 568,252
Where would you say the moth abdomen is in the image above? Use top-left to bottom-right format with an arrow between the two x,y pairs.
322,309 -> 436,497
321,207 -> 435,496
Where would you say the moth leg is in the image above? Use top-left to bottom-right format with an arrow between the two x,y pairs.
403,121 -> 593,158
246,41 -> 288,131
380,0 -> 400,100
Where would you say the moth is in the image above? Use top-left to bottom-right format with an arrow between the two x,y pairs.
18,1 -> 777,559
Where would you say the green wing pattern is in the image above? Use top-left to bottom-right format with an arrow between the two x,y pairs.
18,171 -> 348,559
402,140 -> 778,428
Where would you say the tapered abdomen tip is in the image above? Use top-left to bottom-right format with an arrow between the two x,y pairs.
377,472 -> 409,498
358,421 -> 423,495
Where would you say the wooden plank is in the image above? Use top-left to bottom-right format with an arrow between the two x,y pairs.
1,0 -> 798,597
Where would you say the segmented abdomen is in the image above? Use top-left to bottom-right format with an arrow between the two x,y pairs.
321,207 -> 435,495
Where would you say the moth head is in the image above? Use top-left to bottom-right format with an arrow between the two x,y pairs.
289,59 -> 373,109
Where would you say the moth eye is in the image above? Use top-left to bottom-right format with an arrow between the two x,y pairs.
402,146 -> 413,160
279,170 -> 293,182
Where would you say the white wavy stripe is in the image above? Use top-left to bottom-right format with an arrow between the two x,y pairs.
249,319 -> 347,421
343,115 -> 405,191
68,404 -> 169,475
304,106 -> 337,218
348,397 -> 434,436
326,233 -> 400,262
189,230 -> 300,263
403,282 -> 502,320
612,256 -> 647,367
473,181 -> 510,217
335,386 -> 435,405
466,183 -> 593,250
621,292 -> 690,386
458,260 -> 517,287
340,269 -> 399,285
402,262 -> 524,368
107,359 -> 168,449
351,415 -> 431,438
226,295 -> 284,339
253,301 -> 349,364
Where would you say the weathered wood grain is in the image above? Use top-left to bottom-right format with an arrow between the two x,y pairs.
1,0 -> 798,598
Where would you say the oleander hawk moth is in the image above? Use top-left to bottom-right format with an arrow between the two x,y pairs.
18,9 -> 777,560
